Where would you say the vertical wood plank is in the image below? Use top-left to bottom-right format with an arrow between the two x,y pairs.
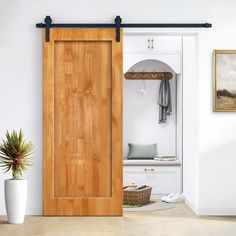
54,41 -> 112,197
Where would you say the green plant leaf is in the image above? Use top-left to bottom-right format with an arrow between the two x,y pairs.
0,130 -> 34,179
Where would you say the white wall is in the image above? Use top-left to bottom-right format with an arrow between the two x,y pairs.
198,30 -> 236,215
182,35 -> 199,212
1,0 -> 236,215
123,60 -> 176,158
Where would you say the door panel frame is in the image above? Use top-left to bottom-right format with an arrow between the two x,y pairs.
43,29 -> 123,216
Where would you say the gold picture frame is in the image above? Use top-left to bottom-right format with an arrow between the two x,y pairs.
214,50 -> 236,112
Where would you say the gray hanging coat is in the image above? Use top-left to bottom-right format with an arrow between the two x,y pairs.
158,74 -> 172,123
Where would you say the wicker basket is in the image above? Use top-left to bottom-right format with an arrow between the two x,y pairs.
123,186 -> 152,205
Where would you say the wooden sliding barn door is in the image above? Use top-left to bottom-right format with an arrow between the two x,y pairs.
43,29 -> 123,216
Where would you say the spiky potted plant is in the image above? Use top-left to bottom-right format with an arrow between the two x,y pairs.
0,130 -> 33,224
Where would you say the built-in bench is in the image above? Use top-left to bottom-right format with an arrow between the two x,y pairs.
123,160 -> 181,195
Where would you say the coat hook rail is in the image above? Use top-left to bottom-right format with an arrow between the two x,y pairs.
36,15 -> 212,43
124,72 -> 173,80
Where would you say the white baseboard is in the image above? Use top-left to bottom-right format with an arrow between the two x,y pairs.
185,198 -> 199,215
0,208 -> 42,216
0,209 -> 6,215
1,205 -> 235,216
198,208 -> 236,216
185,198 -> 236,216
25,208 -> 42,215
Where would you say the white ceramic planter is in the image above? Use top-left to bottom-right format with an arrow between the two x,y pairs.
4,179 -> 27,224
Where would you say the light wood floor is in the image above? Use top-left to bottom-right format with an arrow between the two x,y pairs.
1,204 -> 236,236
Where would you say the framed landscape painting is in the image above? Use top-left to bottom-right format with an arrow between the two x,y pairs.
214,50 -> 236,111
